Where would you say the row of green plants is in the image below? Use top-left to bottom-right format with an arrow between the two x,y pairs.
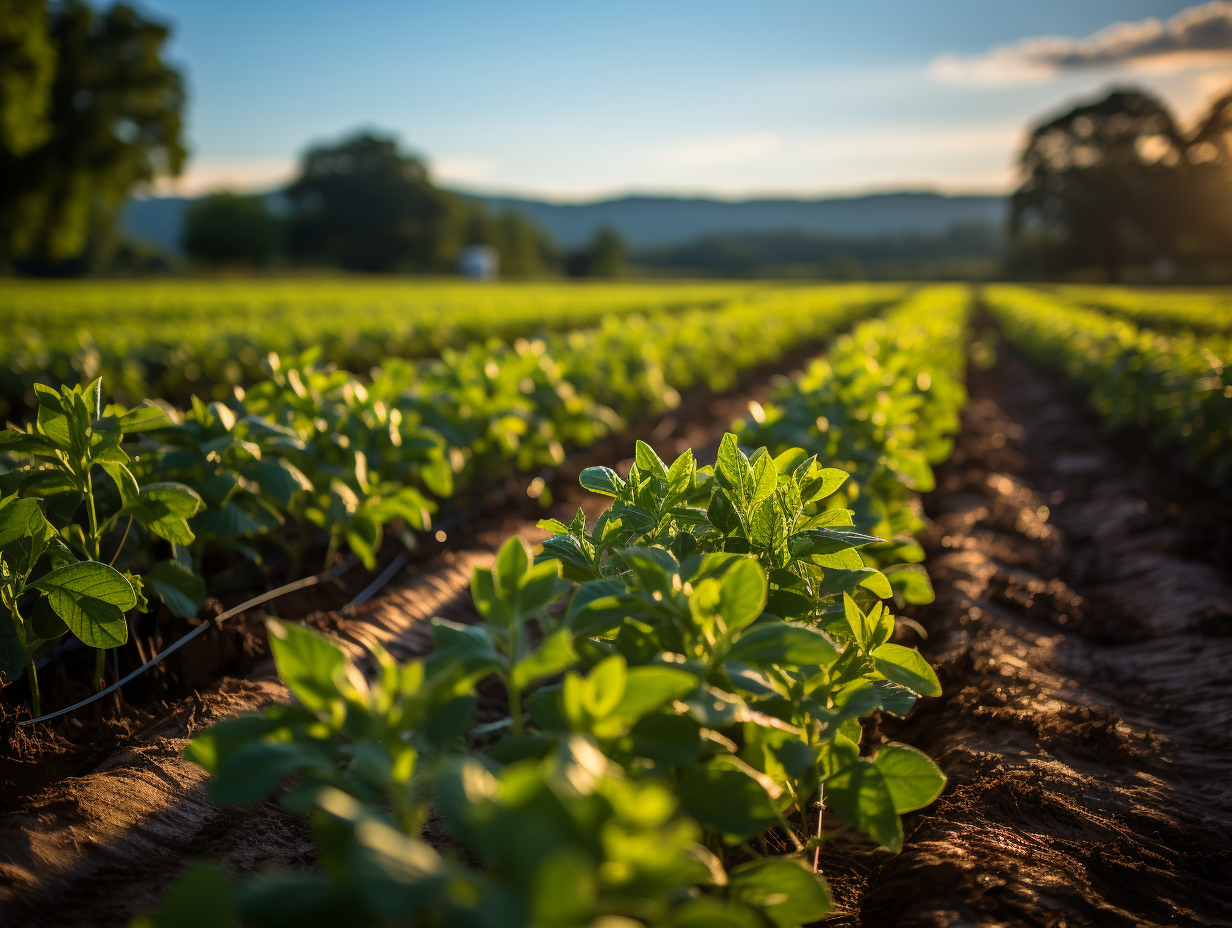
134,436 -> 947,928
986,286 -> 1232,485
0,280 -> 819,418
0,286 -> 903,714
130,287 -> 971,927
1058,284 -> 1232,336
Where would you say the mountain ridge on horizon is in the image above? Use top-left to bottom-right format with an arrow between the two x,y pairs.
123,188 -> 1007,255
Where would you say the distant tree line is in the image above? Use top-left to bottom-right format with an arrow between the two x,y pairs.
181,131 -> 625,277
1011,86 -> 1232,281
632,224 -> 1001,280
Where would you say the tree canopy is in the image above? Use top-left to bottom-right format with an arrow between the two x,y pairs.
1011,86 -> 1232,279
182,193 -> 283,267
0,0 -> 186,272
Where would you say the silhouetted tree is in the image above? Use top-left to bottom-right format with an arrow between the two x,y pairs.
183,193 -> 283,267
285,132 -> 465,273
0,1 -> 186,273
567,225 -> 626,277
1011,87 -> 1232,279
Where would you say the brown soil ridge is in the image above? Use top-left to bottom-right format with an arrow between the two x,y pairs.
826,351 -> 1232,927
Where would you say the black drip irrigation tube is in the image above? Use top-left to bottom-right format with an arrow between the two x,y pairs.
15,472 -> 537,728
19,556 -> 360,727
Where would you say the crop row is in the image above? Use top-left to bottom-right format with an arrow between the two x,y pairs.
1,286 -> 904,711
0,280 -> 828,418
986,286 -> 1232,485
130,286 -> 970,927
1057,284 -> 1232,336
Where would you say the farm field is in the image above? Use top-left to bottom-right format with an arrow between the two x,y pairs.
0,281 -> 1229,928
0,279 -> 797,418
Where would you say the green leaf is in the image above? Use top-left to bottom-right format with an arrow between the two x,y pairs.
32,561 -> 136,649
34,385 -> 72,450
29,597 -> 68,641
824,758 -> 903,851
843,592 -> 875,649
872,643 -> 941,697
584,654 -> 627,719
99,461 -> 141,510
634,440 -> 668,479
515,559 -> 568,617
803,467 -> 849,503
678,761 -> 780,842
716,433 -> 754,506
666,448 -> 695,496
0,497 -> 51,548
718,557 -> 767,633
579,466 -> 624,498
750,453 -> 778,508
726,622 -> 839,668
117,401 -> 175,433
494,536 -> 530,596
728,857 -> 832,927
146,861 -> 235,928
818,567 -> 893,600
131,482 -> 205,545
670,897 -> 765,928
211,740 -> 331,805
511,627 -> 576,691
147,559 -> 207,619
596,665 -> 698,735
471,566 -> 513,627
266,619 -> 351,714
886,563 -> 935,605
874,742 -> 947,813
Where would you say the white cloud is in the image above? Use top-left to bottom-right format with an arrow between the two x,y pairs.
432,155 -> 501,185
932,2 -> 1232,85
669,132 -> 781,167
150,157 -> 297,196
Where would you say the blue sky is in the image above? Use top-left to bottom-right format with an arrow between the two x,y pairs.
137,1 -> 1232,199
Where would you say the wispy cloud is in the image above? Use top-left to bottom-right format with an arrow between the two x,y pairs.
669,132 -> 781,167
932,2 -> 1232,85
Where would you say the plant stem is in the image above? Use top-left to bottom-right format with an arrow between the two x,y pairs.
508,678 -> 524,737
11,603 -> 40,717
85,470 -> 101,560
813,785 -> 825,873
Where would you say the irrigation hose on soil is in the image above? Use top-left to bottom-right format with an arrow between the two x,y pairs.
19,556 -> 360,727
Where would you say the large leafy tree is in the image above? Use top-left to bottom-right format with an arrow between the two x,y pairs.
0,0 -> 186,273
1011,87 -> 1232,279
285,132 -> 467,273
182,192 -> 283,267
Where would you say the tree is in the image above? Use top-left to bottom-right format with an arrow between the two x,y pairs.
0,0 -> 56,158
1011,87 -> 1232,279
566,225 -> 626,277
461,206 -> 559,277
0,1 -> 186,273
183,193 -> 283,268
285,132 -> 466,273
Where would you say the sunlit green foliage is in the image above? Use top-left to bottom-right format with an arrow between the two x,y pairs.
988,286 -> 1232,484
0,280 -> 877,417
